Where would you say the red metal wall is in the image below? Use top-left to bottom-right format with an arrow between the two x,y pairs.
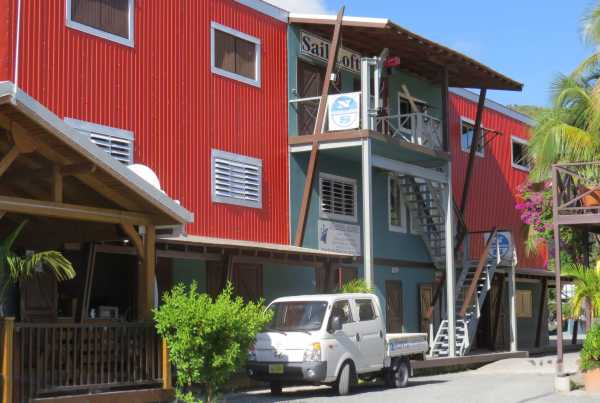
9,0 -> 289,243
450,93 -> 547,270
0,0 -> 16,82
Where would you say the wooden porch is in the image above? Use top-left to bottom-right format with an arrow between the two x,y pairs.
0,83 -> 193,402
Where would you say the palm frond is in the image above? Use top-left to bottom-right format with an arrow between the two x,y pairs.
5,251 -> 75,283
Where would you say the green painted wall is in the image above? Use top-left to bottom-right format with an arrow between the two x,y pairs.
387,70 -> 442,119
263,264 -> 317,304
172,259 -> 207,293
515,280 -> 547,349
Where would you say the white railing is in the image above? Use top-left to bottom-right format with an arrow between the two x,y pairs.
374,112 -> 443,151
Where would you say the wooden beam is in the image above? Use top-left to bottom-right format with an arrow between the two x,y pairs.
491,273 -> 505,349
0,194 -> 154,225
60,162 -> 96,176
1,317 -> 14,403
52,165 -> 63,203
294,6 -> 345,247
120,223 -> 145,259
81,243 -> 97,322
535,278 -> 548,348
11,122 -> 38,153
140,225 -> 156,321
0,146 -> 19,177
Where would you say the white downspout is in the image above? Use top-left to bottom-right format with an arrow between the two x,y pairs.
362,138 -> 374,288
444,161 -> 456,357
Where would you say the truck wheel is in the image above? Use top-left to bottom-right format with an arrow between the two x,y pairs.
269,382 -> 283,395
336,362 -> 352,396
385,359 -> 409,388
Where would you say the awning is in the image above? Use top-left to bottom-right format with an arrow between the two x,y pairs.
290,14 -> 523,91
0,81 -> 193,226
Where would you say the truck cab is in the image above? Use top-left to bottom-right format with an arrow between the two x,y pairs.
247,293 -> 427,395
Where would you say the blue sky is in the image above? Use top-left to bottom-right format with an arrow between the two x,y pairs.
268,0 -> 595,107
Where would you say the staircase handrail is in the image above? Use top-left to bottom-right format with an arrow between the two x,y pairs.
458,227 -> 498,318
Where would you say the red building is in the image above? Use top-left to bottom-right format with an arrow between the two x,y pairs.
450,88 -> 546,270
1,0 -> 290,243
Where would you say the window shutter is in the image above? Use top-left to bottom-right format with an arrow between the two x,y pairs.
320,175 -> 356,221
65,118 -> 134,165
212,149 -> 262,208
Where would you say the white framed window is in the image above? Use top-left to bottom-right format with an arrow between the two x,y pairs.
211,149 -> 262,209
210,22 -> 261,87
64,118 -> 133,164
511,136 -> 530,171
516,289 -> 533,318
66,0 -> 134,47
388,176 -> 407,233
460,117 -> 485,157
319,173 -> 357,222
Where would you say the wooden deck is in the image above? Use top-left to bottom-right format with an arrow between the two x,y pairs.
30,387 -> 174,403
411,351 -> 528,370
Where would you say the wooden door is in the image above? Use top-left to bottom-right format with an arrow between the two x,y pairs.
419,283 -> 433,333
231,263 -> 263,302
385,281 -> 403,333
20,271 -> 58,322
297,60 -> 325,134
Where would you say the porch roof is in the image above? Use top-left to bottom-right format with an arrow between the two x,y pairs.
0,81 -> 193,227
289,14 -> 523,91
162,234 -> 355,262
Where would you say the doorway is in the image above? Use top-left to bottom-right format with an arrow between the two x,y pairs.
385,280 -> 403,332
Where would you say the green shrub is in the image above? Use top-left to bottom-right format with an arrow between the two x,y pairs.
153,282 -> 272,403
581,324 -> 600,372
339,279 -> 373,294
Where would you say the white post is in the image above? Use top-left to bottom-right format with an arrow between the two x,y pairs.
361,58 -> 371,130
444,162 -> 456,357
362,138 -> 374,288
509,250 -> 518,352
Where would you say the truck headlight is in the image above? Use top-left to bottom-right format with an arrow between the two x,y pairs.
303,342 -> 321,362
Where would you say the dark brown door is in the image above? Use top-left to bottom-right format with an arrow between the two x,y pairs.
419,283 -> 433,333
297,60 -> 325,134
20,271 -> 58,322
385,281 -> 403,333
231,263 -> 263,302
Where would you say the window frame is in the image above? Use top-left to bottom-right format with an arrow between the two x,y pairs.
511,135 -> 530,172
211,149 -> 263,209
460,117 -> 485,158
66,0 -> 135,47
355,299 -> 377,321
319,172 -> 358,223
64,117 -> 134,164
210,21 -> 261,88
388,175 -> 408,233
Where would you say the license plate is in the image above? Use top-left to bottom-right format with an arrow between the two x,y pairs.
268,364 -> 284,374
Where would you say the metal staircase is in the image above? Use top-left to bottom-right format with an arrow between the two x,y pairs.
397,176 -> 447,270
429,231 -> 501,357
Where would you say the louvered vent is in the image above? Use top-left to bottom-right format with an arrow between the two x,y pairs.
320,174 -> 356,221
211,149 -> 262,208
64,118 -> 134,164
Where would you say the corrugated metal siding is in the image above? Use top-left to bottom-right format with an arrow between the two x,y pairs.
450,93 -> 547,270
0,0 -> 16,82
14,0 -> 289,243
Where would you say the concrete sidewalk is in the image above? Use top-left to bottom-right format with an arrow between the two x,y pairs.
474,352 -> 580,375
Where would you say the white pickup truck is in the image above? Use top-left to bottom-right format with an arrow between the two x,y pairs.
246,293 -> 428,396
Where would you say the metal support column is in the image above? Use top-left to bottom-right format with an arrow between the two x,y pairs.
509,252 -> 518,352
362,138 -> 374,288
361,58 -> 372,130
444,161 -> 456,357
552,166 -> 564,375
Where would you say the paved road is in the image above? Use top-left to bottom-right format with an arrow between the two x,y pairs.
224,353 -> 596,403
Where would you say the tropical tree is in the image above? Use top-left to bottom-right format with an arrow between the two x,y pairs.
561,262 -> 600,323
0,220 -> 76,314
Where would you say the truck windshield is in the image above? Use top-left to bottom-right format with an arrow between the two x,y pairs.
267,301 -> 328,332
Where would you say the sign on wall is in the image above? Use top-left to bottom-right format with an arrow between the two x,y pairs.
318,220 -> 361,256
485,231 -> 513,261
300,30 -> 362,73
327,92 -> 361,131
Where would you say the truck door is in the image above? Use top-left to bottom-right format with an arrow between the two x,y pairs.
354,298 -> 386,371
329,299 -> 366,374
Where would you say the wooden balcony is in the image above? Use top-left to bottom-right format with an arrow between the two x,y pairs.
553,162 -> 600,226
374,112 -> 443,151
2,319 -> 172,403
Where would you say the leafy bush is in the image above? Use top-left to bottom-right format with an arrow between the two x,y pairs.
154,282 -> 272,403
581,324 -> 600,372
339,279 -> 373,294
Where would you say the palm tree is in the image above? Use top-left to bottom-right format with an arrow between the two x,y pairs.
561,262 -> 600,324
0,220 -> 76,315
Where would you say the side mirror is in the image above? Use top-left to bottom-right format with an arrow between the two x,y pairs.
330,316 -> 342,332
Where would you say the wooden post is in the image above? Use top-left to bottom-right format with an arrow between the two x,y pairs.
162,339 -> 172,389
294,7 -> 345,247
52,165 -> 63,203
491,273 -> 505,350
552,165 -> 564,375
141,225 -> 156,321
2,317 -> 15,403
535,278 -> 548,348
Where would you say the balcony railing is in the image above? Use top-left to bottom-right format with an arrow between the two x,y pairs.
553,162 -> 600,223
290,95 -> 443,152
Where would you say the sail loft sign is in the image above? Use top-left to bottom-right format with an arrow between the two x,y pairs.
300,30 -> 362,73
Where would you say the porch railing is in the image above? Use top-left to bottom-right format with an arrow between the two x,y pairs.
553,162 -> 600,223
374,112 -> 443,151
11,321 -> 163,402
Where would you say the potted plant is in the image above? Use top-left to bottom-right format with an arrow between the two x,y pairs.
581,324 -> 600,392
0,220 -> 76,316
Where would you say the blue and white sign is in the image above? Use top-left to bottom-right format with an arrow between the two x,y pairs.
318,220 -> 361,256
328,92 -> 361,131
486,231 -> 513,260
